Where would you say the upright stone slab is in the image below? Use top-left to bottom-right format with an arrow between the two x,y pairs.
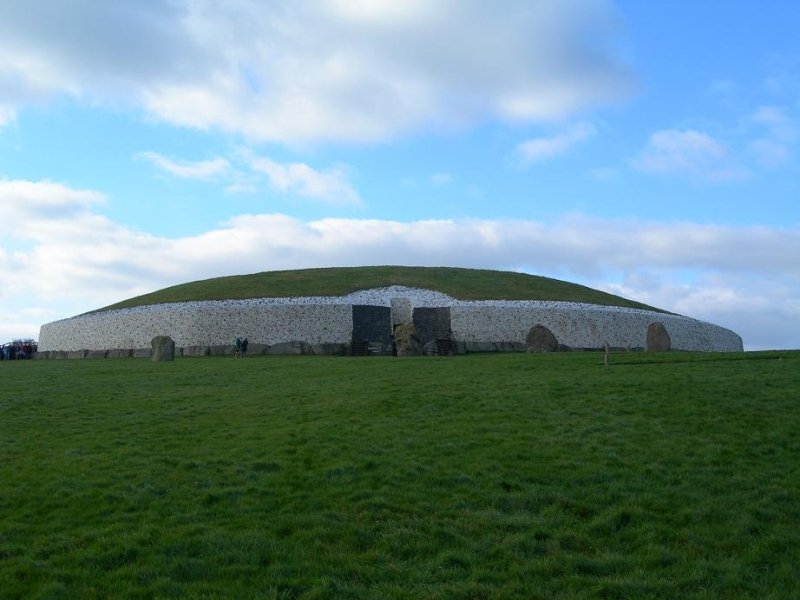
526,324 -> 559,353
151,336 -> 176,362
391,297 -> 413,326
352,305 -> 393,350
646,322 -> 671,352
412,307 -> 452,347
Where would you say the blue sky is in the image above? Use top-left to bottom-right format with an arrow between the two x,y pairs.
1,1 -> 798,350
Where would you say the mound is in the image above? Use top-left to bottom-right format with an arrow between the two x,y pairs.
93,266 -> 662,313
38,267 -> 744,356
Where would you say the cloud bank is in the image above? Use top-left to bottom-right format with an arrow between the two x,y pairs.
1,179 -> 798,350
0,0 -> 632,142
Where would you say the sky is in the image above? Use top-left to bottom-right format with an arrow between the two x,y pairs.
1,0 -> 798,351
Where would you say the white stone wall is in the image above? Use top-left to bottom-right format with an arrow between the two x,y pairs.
450,305 -> 742,352
39,302 -> 353,351
38,286 -> 743,352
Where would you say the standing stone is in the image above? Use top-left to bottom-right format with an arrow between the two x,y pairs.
646,322 -> 671,352
526,324 -> 559,353
391,297 -> 413,326
151,336 -> 176,362
394,323 -> 422,357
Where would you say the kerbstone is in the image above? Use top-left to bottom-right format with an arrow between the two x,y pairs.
526,324 -> 559,353
646,322 -> 672,352
151,336 -> 175,362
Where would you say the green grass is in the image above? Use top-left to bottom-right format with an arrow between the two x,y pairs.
2,351 -> 799,598
94,266 -> 663,313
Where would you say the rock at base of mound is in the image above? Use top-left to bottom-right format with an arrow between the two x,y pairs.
209,344 -> 234,356
151,336 -> 176,362
267,341 -> 314,355
394,323 -> 422,357
526,324 -> 559,353
310,343 -> 347,356
646,322 -> 671,352
182,345 -> 210,357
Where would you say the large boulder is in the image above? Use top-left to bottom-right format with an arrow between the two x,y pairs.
646,322 -> 671,352
394,323 -> 422,357
151,336 -> 176,362
526,324 -> 559,353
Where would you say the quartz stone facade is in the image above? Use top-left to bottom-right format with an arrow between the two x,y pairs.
38,286 -> 743,355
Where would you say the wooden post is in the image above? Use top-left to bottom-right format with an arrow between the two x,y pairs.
604,342 -> 609,368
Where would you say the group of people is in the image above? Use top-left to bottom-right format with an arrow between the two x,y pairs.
234,337 -> 249,358
0,339 -> 37,360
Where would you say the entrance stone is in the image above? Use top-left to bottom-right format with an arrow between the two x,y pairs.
394,323 -> 422,357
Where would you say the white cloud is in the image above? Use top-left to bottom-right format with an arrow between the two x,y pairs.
430,173 -> 453,185
0,0 -> 633,142
245,155 -> 361,205
136,149 -> 361,204
517,122 -> 596,164
632,129 -> 749,181
750,138 -> 790,168
747,105 -> 796,168
0,103 -> 15,127
752,106 -> 797,142
0,178 -> 105,238
2,180 -> 799,349
137,152 -> 230,179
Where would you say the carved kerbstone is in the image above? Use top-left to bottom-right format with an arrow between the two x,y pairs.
394,323 -> 422,357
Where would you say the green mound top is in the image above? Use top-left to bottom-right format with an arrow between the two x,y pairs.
96,266 -> 664,313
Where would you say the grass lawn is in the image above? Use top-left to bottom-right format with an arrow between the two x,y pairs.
1,351 -> 798,598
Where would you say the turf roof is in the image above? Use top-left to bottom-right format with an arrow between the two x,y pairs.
94,266 -> 664,313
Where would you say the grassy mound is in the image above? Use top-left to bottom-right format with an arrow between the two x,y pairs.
96,266 -> 663,312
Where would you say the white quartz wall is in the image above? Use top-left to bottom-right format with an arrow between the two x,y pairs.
451,305 -> 742,352
38,286 -> 743,352
39,302 -> 353,351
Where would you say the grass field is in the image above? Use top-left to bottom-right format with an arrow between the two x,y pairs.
95,266 -> 662,313
1,351 -> 798,598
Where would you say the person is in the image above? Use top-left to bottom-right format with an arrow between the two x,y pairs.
241,338 -> 248,358
234,337 -> 242,358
